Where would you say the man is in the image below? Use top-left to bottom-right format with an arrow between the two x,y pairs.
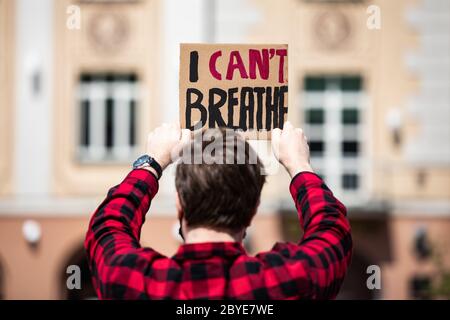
85,122 -> 352,299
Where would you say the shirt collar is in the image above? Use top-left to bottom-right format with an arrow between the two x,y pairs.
172,242 -> 246,261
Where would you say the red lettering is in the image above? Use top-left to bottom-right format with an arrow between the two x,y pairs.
226,51 -> 249,80
209,50 -> 222,80
276,49 -> 287,83
249,49 -> 269,80
209,48 -> 287,82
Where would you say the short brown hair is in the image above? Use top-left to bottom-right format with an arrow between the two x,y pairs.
175,128 -> 266,232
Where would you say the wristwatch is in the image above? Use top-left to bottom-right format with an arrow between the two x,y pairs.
133,155 -> 163,179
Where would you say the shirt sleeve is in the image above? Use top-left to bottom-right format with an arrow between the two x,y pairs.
267,172 -> 353,299
84,169 -> 166,299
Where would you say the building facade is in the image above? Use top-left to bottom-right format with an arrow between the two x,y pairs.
0,0 -> 449,299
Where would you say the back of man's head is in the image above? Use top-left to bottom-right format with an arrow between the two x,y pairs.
175,128 -> 266,233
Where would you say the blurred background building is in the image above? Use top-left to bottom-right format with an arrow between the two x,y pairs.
0,0 -> 449,299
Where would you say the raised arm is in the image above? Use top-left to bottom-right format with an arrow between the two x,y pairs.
84,169 -> 162,298
287,171 -> 352,298
271,122 -> 353,299
84,123 -> 190,298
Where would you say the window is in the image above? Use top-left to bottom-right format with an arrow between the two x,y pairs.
341,76 -> 362,91
413,227 -> 432,260
342,173 -> 359,190
305,77 -> 326,91
342,108 -> 359,124
342,141 -> 359,157
303,75 -> 364,196
410,276 -> 431,300
306,109 -> 325,124
309,141 -> 325,157
77,73 -> 139,162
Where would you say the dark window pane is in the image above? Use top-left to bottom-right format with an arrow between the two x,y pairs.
341,76 -> 362,91
80,74 -> 92,82
309,141 -> 324,157
414,229 -> 432,260
305,77 -> 326,91
342,141 -> 359,157
129,100 -> 136,146
80,100 -> 90,147
306,109 -> 324,124
113,74 -> 137,82
410,276 -> 431,300
92,74 -> 106,82
105,74 -> 114,82
105,98 -> 114,149
342,109 -> 359,124
342,173 -> 359,190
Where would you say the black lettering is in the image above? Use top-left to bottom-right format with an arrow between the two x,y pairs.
208,88 -> 227,128
189,51 -> 199,83
265,86 -> 280,130
186,88 -> 207,130
227,88 -> 239,129
239,87 -> 254,130
186,85 -> 288,132
278,85 -> 288,129
253,87 -> 265,130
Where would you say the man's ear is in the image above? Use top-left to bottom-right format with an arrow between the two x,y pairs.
175,192 -> 183,220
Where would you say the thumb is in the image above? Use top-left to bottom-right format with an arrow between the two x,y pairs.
171,129 -> 192,163
180,129 -> 191,145
283,121 -> 293,131
271,128 -> 281,159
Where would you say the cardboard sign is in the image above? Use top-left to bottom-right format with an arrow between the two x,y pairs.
179,44 -> 288,139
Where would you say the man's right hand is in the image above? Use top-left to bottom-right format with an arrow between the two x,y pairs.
272,121 -> 314,178
146,123 -> 191,171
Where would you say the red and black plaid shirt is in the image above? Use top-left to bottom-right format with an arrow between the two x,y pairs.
85,169 -> 352,299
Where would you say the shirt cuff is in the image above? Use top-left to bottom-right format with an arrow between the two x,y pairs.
125,168 -> 159,197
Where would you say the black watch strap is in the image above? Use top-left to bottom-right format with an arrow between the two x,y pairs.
149,158 -> 163,179
133,155 -> 163,180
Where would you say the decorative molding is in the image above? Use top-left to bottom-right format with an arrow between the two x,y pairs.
87,11 -> 130,54
52,0 -> 161,196
313,10 -> 352,50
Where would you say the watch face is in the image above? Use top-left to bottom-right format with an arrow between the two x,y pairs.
133,155 -> 150,168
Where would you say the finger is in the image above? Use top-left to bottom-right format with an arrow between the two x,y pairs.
271,128 -> 281,149
283,121 -> 293,130
171,122 -> 181,136
272,128 -> 281,136
172,129 -> 191,162
180,129 -> 191,144
235,129 -> 245,138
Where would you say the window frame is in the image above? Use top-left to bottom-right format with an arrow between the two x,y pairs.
302,75 -> 367,201
76,73 -> 140,164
